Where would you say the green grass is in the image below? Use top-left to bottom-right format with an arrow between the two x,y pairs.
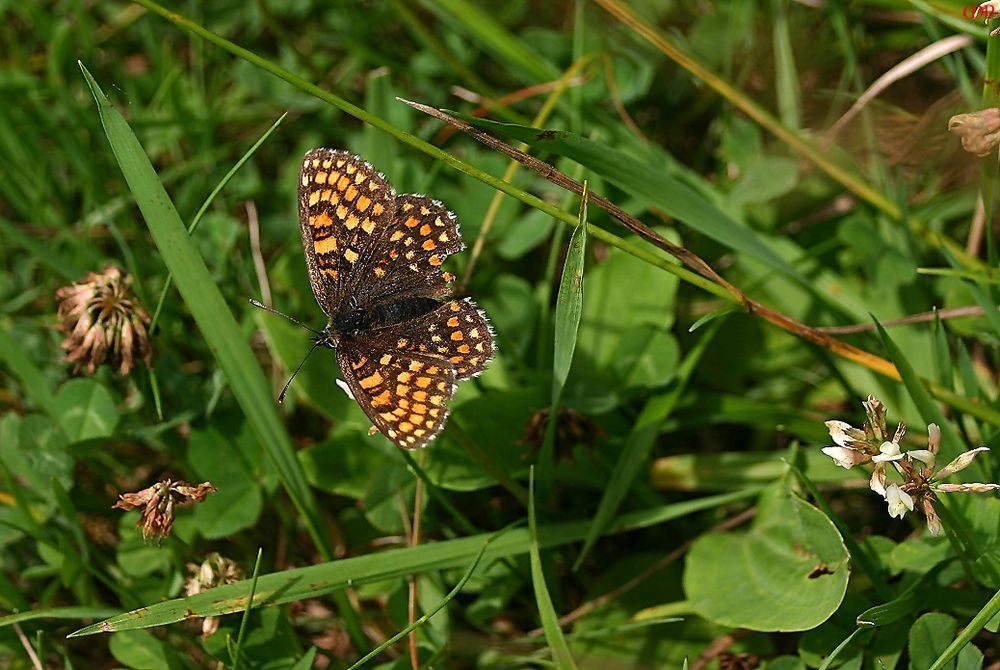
2,1 -> 1000,668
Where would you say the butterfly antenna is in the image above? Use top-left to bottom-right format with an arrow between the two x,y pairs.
277,341 -> 321,404
248,298 -> 323,336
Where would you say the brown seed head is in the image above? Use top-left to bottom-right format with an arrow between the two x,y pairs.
55,266 -> 152,375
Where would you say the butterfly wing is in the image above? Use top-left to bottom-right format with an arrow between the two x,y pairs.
335,298 -> 495,448
395,298 -> 495,380
350,194 -> 466,307
297,149 -> 397,315
337,338 -> 457,450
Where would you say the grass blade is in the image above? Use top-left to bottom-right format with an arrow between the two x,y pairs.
551,183 -> 588,404
528,467 -> 578,669
67,490 -> 758,636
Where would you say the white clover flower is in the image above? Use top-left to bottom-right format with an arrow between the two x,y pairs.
885,484 -> 914,519
870,466 -> 887,497
872,440 -> 904,463
935,447 -> 990,480
822,446 -> 869,469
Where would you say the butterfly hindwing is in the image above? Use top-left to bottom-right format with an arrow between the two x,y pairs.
391,298 -> 495,380
337,337 -> 457,450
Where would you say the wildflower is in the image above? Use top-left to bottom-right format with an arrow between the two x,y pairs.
885,484 -> 914,519
821,398 -> 999,536
184,553 -> 243,636
948,108 -> 1000,157
113,479 -> 217,541
821,445 -> 870,469
872,423 -> 906,463
55,266 -> 152,375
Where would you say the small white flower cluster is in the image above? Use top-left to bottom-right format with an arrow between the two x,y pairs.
822,396 -> 998,535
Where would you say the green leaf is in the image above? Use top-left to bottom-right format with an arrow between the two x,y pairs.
189,424 -> 263,538
856,568 -> 938,627
552,186 -> 587,403
529,469 -> 578,669
54,378 -> 119,442
684,485 -> 850,631
497,208 -> 556,260
0,326 -> 60,428
78,64 -> 331,560
0,606 -> 122,630
612,325 -> 679,389
910,613 -> 959,670
420,0 -> 561,83
729,156 -> 799,205
576,234 -> 679,386
2,414 -> 72,493
576,319 -> 721,568
109,629 -> 173,670
301,431 -> 398,499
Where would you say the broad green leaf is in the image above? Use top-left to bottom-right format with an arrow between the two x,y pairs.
4,414 -> 72,493
612,325 -> 679,389
301,430 -> 398,499
909,613 -> 960,670
684,485 -> 849,631
190,424 -> 263,538
575,234 -> 678,390
729,156 -> 799,205
109,630 -> 173,670
497,208 -> 556,260
923,589 -> 1000,670
54,378 -> 118,442
0,326 -> 60,427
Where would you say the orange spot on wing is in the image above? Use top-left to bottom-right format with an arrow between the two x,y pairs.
359,371 -> 384,389
314,237 -> 338,254
312,211 -> 333,227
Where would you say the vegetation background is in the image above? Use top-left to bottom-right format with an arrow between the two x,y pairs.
2,0 -> 999,668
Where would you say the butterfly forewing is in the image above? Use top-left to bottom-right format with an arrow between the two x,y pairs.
352,194 -> 466,306
298,149 -> 396,314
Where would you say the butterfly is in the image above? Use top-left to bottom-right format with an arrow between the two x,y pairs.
296,148 -> 495,449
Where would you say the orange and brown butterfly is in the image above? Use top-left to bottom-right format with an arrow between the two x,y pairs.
296,148 -> 495,449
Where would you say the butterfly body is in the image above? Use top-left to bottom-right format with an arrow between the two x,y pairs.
297,148 -> 495,449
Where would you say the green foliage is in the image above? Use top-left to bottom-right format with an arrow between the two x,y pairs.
2,1 -> 999,668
